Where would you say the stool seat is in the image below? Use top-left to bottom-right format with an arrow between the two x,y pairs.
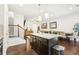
51,45 -> 65,55
53,45 -> 65,51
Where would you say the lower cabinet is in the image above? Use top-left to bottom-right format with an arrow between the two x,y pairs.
30,35 -> 49,55
30,35 -> 58,55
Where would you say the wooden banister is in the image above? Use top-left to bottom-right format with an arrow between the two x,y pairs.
9,24 -> 25,30
8,25 -> 18,26
9,24 -> 25,37
18,25 -> 25,30
9,24 -> 33,38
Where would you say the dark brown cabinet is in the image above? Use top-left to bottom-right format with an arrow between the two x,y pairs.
30,34 -> 58,55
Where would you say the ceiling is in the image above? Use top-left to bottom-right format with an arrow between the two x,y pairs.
8,4 -> 79,19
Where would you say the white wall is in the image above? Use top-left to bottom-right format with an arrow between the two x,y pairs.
52,12 -> 79,33
25,16 -> 43,33
0,5 -> 4,37
25,20 -> 38,33
3,5 -> 9,55
8,12 -> 25,38
41,12 -> 79,33
14,14 -> 24,27
14,13 -> 24,38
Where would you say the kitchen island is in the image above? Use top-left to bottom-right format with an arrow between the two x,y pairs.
30,33 -> 61,55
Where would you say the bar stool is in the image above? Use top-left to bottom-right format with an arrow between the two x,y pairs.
51,45 -> 65,55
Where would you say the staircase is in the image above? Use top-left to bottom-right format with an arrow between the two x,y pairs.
8,24 -> 26,48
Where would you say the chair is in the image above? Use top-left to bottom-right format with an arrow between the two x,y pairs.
65,33 -> 73,42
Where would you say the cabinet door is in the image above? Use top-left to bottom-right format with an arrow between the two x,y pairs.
30,36 -> 33,46
40,43 -> 48,55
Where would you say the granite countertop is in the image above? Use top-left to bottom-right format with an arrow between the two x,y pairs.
31,33 -> 61,39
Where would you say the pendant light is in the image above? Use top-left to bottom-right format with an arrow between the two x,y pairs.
44,4 -> 49,20
37,4 -> 42,22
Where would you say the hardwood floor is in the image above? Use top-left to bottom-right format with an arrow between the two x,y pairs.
58,40 -> 79,55
7,39 -> 79,55
7,44 -> 38,55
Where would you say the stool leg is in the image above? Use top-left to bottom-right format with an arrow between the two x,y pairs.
74,38 -> 76,45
